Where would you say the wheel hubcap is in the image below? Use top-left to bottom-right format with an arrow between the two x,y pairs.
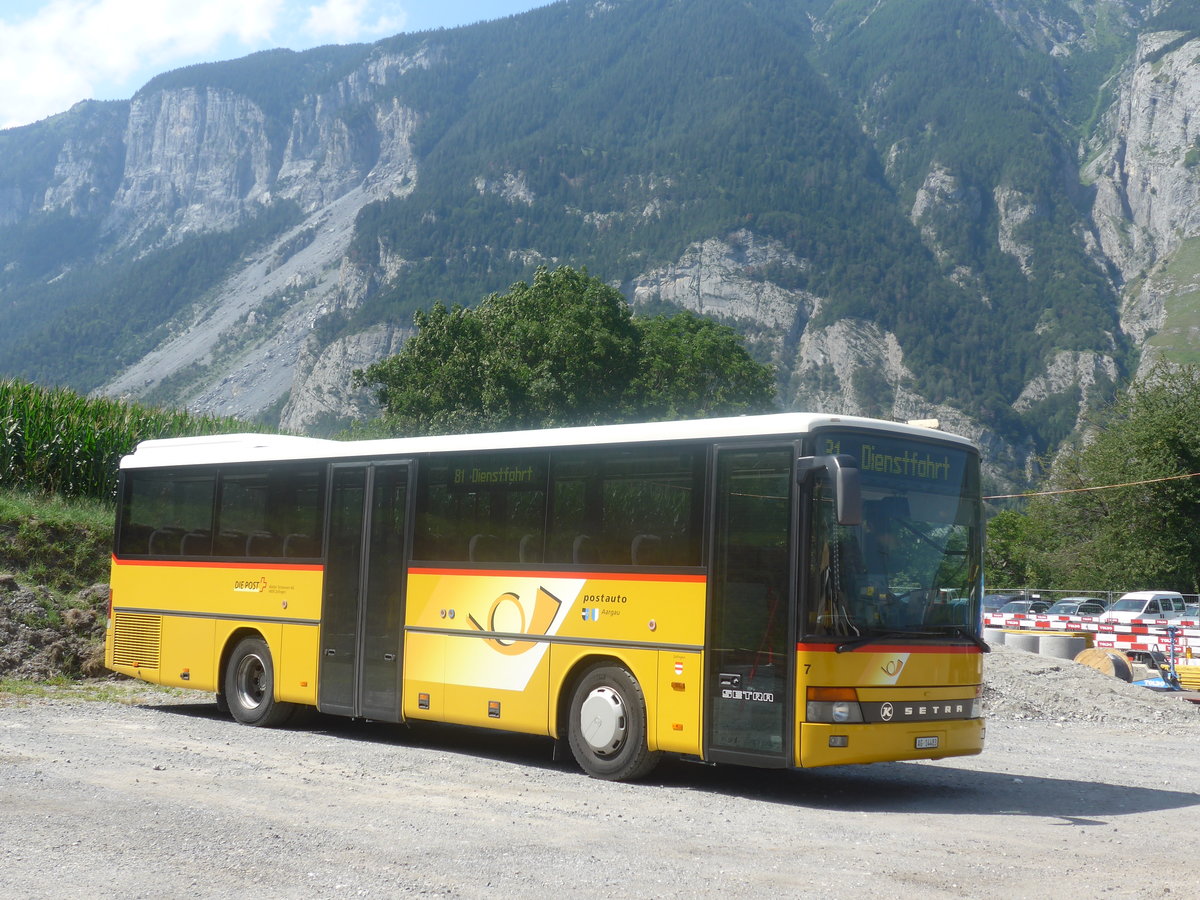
578,686 -> 627,756
234,653 -> 267,711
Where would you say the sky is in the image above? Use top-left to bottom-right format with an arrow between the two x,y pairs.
0,0 -> 553,130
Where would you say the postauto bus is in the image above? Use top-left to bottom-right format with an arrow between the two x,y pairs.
106,412 -> 985,780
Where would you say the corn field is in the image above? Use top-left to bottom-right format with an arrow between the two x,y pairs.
0,379 -> 255,502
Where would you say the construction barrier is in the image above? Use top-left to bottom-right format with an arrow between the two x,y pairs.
985,611 -> 1200,679
1040,633 -> 1089,660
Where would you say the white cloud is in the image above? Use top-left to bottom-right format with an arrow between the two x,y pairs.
0,0 -> 408,130
1,0 -> 289,128
301,0 -> 406,44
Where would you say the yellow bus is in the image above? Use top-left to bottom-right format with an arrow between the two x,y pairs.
106,412 -> 985,780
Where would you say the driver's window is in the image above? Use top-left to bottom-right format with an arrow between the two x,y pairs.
807,474 -> 860,637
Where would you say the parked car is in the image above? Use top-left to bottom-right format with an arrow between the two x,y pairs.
998,599 -> 1050,615
982,593 -> 1023,613
1102,591 -> 1186,622
1046,597 -> 1108,616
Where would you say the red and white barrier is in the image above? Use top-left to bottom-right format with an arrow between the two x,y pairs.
984,612 -> 1200,668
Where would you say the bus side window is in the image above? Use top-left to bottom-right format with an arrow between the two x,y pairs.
414,453 -> 547,564
548,447 -> 704,567
119,471 -> 215,558
218,466 -> 323,561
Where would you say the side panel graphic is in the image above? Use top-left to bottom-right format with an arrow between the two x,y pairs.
404,569 -> 706,735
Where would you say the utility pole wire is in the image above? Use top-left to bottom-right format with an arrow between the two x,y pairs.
984,470 -> 1200,501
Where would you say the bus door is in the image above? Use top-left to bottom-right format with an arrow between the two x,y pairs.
704,446 -> 796,766
319,461 -> 413,721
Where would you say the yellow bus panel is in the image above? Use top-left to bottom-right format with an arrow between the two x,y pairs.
795,643 -> 984,767
441,632 -> 553,733
159,615 -> 218,690
798,644 -> 983,688
404,569 -> 706,647
655,650 -> 703,755
403,631 -> 445,721
108,558 -> 324,701
404,569 -> 706,741
277,624 -> 319,706
800,719 -> 985,767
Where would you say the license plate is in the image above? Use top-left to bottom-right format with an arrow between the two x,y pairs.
915,736 -> 939,750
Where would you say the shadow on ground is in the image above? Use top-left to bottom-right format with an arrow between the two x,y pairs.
146,698 -> 1199,824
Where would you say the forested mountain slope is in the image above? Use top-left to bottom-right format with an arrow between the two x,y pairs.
0,0 -> 1197,486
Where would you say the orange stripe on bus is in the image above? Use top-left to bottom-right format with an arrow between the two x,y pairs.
796,642 -> 981,654
408,566 -> 707,583
111,555 -> 324,573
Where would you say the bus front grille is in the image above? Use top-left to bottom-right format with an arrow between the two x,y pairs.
111,612 -> 162,669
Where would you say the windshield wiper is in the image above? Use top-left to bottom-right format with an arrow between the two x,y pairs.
836,627 -> 990,654
836,630 -> 939,653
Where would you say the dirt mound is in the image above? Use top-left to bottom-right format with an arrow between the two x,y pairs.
983,642 -> 1199,729
0,575 -> 108,679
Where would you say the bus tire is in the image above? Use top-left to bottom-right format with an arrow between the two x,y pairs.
567,664 -> 660,781
224,636 -> 296,727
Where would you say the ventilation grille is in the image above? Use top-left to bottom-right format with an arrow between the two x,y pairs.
111,612 -> 162,669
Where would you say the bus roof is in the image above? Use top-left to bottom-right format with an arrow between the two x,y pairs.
120,412 -> 976,469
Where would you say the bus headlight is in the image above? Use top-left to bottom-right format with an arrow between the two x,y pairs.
806,687 -> 864,724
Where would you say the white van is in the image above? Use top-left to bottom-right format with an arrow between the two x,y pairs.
1103,591 -> 1186,622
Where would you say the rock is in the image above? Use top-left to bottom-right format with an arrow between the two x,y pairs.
0,581 -> 110,680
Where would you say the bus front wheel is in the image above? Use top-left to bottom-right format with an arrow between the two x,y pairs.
224,636 -> 296,727
567,664 -> 660,781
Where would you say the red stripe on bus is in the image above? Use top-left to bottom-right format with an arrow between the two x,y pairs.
796,642 -> 981,654
408,566 -> 707,583
111,555 -> 324,573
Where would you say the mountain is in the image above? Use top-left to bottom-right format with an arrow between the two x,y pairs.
0,0 -> 1197,487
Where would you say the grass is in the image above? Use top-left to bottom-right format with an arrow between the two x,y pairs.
0,676 -> 189,704
0,488 -> 114,593
0,488 -> 115,682
0,489 -> 114,534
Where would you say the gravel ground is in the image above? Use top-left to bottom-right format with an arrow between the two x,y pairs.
1,643 -> 1198,899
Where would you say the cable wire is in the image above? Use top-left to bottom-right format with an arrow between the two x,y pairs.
984,470 -> 1200,501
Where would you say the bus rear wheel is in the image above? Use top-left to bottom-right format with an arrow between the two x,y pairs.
224,636 -> 296,727
567,664 -> 660,781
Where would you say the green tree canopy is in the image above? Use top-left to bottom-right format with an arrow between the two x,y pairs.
983,508 -> 1055,590
355,265 -> 776,434
630,310 -> 778,422
989,364 -> 1200,593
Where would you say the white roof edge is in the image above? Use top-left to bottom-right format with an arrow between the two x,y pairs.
120,413 -> 977,469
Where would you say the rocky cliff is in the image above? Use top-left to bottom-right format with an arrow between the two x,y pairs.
94,46 -> 429,423
1086,30 -> 1200,372
0,0 -> 1195,489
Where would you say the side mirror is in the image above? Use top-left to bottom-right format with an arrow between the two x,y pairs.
797,454 -> 862,526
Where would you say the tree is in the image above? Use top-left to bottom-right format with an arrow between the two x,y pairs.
355,265 -> 776,434
996,364 -> 1200,593
983,508 -> 1055,590
631,310 -> 777,421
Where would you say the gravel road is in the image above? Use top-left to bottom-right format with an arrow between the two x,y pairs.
2,646 -> 1198,899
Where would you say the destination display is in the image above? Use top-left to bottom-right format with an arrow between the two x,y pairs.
445,455 -> 546,492
814,430 -> 976,495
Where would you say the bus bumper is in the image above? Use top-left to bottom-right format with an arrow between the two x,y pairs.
798,718 -> 984,767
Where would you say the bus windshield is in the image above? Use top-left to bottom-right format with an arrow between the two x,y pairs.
806,431 -> 981,639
